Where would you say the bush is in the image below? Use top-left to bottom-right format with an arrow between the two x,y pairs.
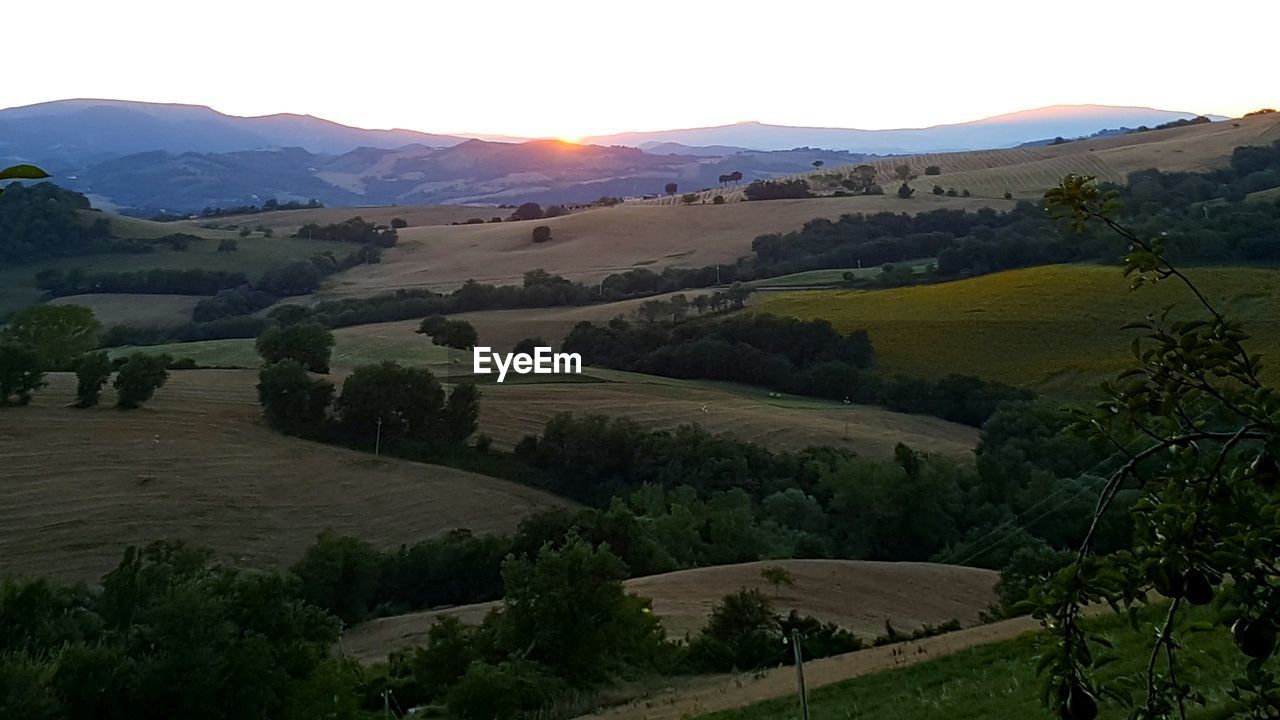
390,217 -> 408,229
509,202 -> 543,221
443,383 -> 481,442
74,351 -> 113,408
446,660 -> 566,720
713,195 -> 726,205
897,183 -> 915,199
925,165 -> 942,175
688,589 -> 782,671
255,323 -> 334,374
112,353 -> 169,408
0,341 -> 45,406
531,225 -> 552,243
257,360 -> 334,437
291,531 -> 381,624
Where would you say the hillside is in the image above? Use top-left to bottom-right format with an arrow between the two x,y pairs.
755,263 -> 1280,398
341,559 -> 998,662
719,111 -> 1280,202
0,371 -> 568,583
317,194 -> 1010,295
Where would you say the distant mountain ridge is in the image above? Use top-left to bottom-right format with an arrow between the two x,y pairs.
583,105 -> 1228,153
0,99 -> 1237,211
0,99 -> 469,169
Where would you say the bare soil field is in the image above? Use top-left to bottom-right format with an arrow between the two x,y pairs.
316,195 -> 1012,296
342,559 -> 998,662
49,293 -> 203,327
0,371 -> 568,583
476,378 -> 979,460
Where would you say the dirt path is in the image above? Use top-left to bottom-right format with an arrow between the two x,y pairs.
577,616 -> 1043,720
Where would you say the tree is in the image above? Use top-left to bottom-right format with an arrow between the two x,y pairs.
0,341 -> 44,406
932,184 -> 945,195
664,182 -> 678,196
812,160 -> 824,171
680,193 -> 698,205
493,536 -> 662,681
688,589 -> 782,671
419,319 -> 478,351
257,360 -> 334,436
1031,174 -> 1280,719
897,183 -> 915,199
335,361 -> 445,445
238,226 -> 251,238
760,565 -> 796,597
216,238 -> 238,253
112,354 -> 169,408
255,323 -> 334,373
443,382 -> 480,442
510,202 -> 544,221
894,164 -> 913,183
925,165 -> 942,176
73,351 -> 113,408
531,225 -> 552,243
1,304 -> 100,369
390,217 -> 408,229
713,195 -> 726,205
292,531 -> 381,624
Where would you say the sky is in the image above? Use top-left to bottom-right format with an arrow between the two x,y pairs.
6,0 -> 1277,140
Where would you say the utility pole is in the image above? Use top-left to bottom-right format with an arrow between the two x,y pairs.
375,416 -> 383,456
790,629 -> 809,720
382,689 -> 390,719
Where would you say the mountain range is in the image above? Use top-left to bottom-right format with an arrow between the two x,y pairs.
0,99 -> 1224,211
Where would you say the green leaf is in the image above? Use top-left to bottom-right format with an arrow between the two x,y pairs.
0,164 -> 50,181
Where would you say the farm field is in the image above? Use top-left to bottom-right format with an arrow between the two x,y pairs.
49,293 -> 203,327
314,194 -> 1012,297
341,559 -> 997,662
586,605 -> 1241,720
0,232 -> 353,316
778,112 -> 1280,201
169,204 -> 509,236
756,263 -> 1280,399
746,259 -> 935,289
109,329 -> 979,459
477,375 -> 979,460
0,371 -> 568,583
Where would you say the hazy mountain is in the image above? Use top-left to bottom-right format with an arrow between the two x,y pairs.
582,105 -> 1228,153
63,140 -> 868,211
0,99 -> 468,169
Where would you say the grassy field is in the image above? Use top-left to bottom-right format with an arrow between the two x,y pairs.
49,293 -> 203,327
747,260 -> 935,289
106,289 -> 981,460
687,606 -> 1245,720
168,204 -> 509,236
342,559 -> 997,662
0,233 -> 353,316
0,371 -> 568,583
772,112 -> 1280,201
755,263 -> 1280,399
313,194 -> 1012,297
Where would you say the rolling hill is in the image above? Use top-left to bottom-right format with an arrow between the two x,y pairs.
341,559 -> 999,662
0,371 -> 568,583
754,263 -> 1280,399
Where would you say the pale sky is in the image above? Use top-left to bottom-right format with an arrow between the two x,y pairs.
6,0 -> 1276,139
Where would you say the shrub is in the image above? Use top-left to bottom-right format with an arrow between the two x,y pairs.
925,165 -> 942,175
510,202 -> 543,221
0,341 -> 45,406
255,323 -> 334,374
74,351 -> 113,408
446,660 -> 566,720
897,183 -> 915,199
531,225 -> 552,243
112,353 -> 169,408
713,195 -> 726,205
390,217 -> 408,229
257,360 -> 334,437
